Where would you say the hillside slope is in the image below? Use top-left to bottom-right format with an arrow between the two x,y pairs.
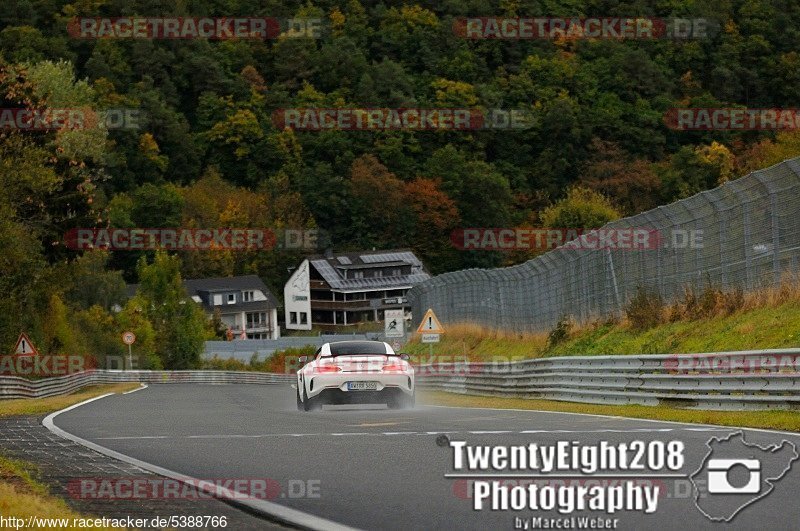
404,288 -> 800,361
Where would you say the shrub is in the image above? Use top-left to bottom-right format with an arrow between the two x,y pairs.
625,287 -> 664,331
547,315 -> 575,348
201,345 -> 318,374
721,288 -> 745,315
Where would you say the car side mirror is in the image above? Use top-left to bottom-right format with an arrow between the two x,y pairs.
298,356 -> 308,365
399,353 -> 410,361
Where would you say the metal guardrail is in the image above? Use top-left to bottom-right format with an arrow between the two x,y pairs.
203,335 -> 371,362
416,348 -> 800,411
0,370 -> 294,400
5,350 -> 799,410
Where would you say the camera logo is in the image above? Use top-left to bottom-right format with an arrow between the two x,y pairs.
707,459 -> 760,494
691,432 -> 798,522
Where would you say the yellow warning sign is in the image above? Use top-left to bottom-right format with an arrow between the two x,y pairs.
416,309 -> 445,334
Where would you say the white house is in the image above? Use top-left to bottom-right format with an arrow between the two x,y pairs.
129,275 -> 281,339
183,275 -> 280,339
284,249 -> 430,331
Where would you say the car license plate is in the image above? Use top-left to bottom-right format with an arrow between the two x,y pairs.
347,381 -> 378,391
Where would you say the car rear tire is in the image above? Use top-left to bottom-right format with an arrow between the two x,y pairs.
302,389 -> 324,411
301,388 -> 312,411
296,386 -> 303,411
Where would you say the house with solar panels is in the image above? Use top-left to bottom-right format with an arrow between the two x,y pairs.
283,249 -> 431,331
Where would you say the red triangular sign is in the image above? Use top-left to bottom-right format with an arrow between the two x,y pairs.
14,333 -> 39,356
416,309 -> 445,334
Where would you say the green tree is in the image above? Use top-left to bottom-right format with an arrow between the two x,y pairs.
539,187 -> 621,230
134,251 -> 209,369
62,250 -> 127,311
42,293 -> 79,355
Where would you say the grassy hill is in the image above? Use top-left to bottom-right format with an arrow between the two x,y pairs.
403,282 -> 800,361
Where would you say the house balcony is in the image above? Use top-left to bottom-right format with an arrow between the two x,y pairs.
309,299 -> 373,310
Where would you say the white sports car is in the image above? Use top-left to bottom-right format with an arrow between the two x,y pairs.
296,340 -> 415,410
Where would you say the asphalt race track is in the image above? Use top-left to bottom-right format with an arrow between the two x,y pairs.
51,384 -> 800,530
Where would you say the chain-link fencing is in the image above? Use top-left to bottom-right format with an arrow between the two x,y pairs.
408,158 -> 800,332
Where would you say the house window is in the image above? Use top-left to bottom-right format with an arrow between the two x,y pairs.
243,290 -> 254,302
246,312 -> 267,328
290,312 -> 298,324
352,271 -> 364,279
300,312 -> 308,325
392,268 -> 401,276
374,270 -> 383,278
213,294 -> 223,305
227,293 -> 236,304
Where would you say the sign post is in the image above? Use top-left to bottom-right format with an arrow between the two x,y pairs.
122,331 -> 136,370
384,309 -> 405,339
416,309 -> 445,361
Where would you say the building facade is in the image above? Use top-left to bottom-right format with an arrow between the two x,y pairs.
283,249 -> 430,331
129,275 -> 280,340
184,276 -> 280,339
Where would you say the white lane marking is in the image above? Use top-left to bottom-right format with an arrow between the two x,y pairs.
94,426 -> 731,440
123,384 -> 148,395
519,428 -> 676,434
427,404 -> 800,437
42,393 -> 114,416
96,435 -> 170,440
42,401 -> 359,531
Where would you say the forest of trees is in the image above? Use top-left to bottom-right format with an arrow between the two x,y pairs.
2,0 -> 800,367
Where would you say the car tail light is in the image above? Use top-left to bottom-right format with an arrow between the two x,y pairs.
382,363 -> 406,372
315,365 -> 341,373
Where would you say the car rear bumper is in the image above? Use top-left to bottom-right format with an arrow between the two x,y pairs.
306,373 -> 414,400
311,386 -> 413,405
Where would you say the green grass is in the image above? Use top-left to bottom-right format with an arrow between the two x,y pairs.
0,383 -> 140,418
402,323 -> 546,362
0,385 -> 137,529
547,300 -> 800,356
403,299 -> 800,362
407,297 -> 800,427
422,391 -> 800,432
0,455 -> 126,530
